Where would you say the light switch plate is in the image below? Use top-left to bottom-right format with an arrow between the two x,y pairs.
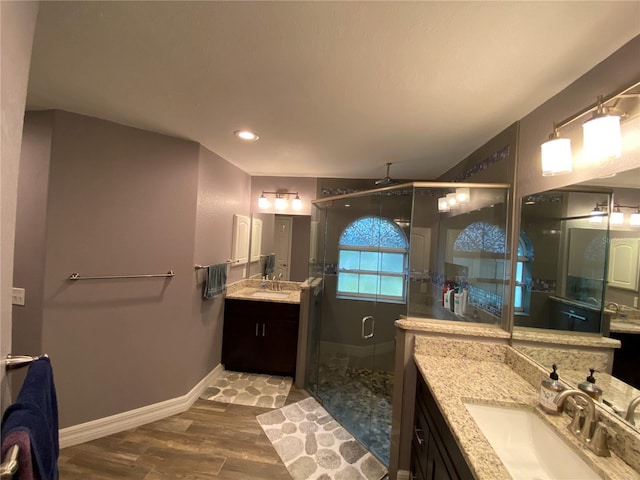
11,287 -> 25,306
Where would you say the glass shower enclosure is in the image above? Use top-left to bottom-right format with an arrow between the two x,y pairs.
305,182 -> 511,465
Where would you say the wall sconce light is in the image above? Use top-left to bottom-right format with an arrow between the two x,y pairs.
610,204 -> 624,225
540,80 -> 638,176
630,208 -> 640,227
258,191 -> 303,210
446,192 -> 458,208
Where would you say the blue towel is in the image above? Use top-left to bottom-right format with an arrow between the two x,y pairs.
1,357 -> 59,480
203,263 -> 227,299
264,254 -> 276,276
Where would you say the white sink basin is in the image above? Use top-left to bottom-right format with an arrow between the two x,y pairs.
465,403 -> 600,480
250,290 -> 290,300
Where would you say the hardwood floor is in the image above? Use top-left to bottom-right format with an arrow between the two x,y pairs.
58,387 -> 310,479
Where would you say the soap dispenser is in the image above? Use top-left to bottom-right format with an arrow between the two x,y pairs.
578,368 -> 603,401
540,364 -> 565,414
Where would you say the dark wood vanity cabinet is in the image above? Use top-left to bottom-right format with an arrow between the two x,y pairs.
411,371 -> 474,480
222,299 -> 300,376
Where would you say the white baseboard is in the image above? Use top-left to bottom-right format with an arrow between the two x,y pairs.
59,364 -> 223,448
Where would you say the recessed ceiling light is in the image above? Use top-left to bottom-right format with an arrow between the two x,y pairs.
234,130 -> 259,141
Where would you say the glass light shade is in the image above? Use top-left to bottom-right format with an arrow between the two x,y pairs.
258,194 -> 270,209
582,114 -> 621,165
541,137 -> 572,176
589,208 -> 605,224
292,195 -> 302,210
455,188 -> 470,204
446,192 -> 458,208
630,212 -> 640,227
274,196 -> 288,210
610,209 -> 624,225
437,196 -> 449,212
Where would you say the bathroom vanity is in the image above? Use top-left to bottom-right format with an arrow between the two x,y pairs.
222,284 -> 301,376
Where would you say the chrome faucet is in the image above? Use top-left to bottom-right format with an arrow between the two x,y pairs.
605,302 -> 620,318
625,395 -> 640,426
555,389 -> 610,456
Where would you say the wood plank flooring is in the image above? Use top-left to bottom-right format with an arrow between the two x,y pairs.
58,387 -> 310,479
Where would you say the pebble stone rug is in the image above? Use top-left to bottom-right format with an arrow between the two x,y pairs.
257,397 -> 387,480
200,370 -> 292,408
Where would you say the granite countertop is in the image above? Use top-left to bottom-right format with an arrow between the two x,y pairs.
512,328 -> 621,348
396,317 -> 511,340
225,286 -> 301,304
610,320 -> 640,334
413,337 -> 639,479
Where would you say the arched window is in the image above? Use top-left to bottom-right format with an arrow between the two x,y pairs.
337,216 -> 408,303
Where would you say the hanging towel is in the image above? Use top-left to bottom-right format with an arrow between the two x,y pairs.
203,263 -> 227,299
264,254 -> 276,276
1,357 -> 59,480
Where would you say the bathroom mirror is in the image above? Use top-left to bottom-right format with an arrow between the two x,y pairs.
247,213 -> 311,282
513,165 -> 640,430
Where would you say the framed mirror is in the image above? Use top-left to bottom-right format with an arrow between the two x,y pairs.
514,166 -> 640,429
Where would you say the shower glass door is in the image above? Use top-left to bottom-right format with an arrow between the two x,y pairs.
312,187 -> 411,465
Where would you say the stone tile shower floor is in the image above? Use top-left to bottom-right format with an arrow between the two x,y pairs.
257,397 -> 387,480
317,358 -> 393,465
200,370 -> 293,409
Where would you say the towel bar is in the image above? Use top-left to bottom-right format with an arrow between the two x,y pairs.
2,354 -> 49,370
0,444 -> 19,478
68,271 -> 174,280
194,260 -> 238,270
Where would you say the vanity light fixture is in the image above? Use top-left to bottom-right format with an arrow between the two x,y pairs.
539,80 -> 639,177
630,208 -> 640,227
234,130 -> 259,141
258,191 -> 303,210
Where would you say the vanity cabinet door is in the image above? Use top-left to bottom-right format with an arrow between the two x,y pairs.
222,299 -> 300,376
221,312 -> 262,373
262,317 -> 299,376
412,370 -> 474,480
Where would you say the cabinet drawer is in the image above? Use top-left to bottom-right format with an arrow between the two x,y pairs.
225,298 -> 300,320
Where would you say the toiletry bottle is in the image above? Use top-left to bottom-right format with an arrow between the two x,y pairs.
578,368 -> 603,401
443,284 -> 451,309
540,364 -> 565,414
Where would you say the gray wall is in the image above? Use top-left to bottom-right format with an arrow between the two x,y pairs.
12,111 -> 54,390
0,0 -> 39,413
189,145 -> 251,387
14,110 -> 251,428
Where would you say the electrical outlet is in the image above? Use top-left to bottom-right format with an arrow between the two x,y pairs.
634,296 -> 638,308
11,287 -> 25,306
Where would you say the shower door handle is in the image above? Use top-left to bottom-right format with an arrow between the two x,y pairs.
361,316 -> 375,339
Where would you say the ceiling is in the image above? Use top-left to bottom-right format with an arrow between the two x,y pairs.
26,1 -> 640,180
